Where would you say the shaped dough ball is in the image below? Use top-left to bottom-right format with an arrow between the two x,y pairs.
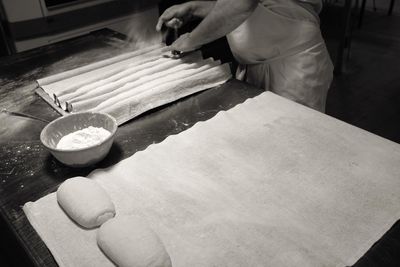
97,216 -> 172,267
57,177 -> 115,228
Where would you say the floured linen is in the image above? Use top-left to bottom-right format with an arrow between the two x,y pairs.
25,92 -> 400,267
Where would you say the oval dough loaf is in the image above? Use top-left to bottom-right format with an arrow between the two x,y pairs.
57,177 -> 115,228
97,216 -> 172,267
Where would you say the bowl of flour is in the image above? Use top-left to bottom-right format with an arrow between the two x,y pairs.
40,112 -> 117,167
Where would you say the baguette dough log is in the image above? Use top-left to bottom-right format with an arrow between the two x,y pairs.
68,56 -> 171,104
44,45 -> 165,98
58,50 -> 165,102
57,177 -> 116,228
97,216 -> 172,267
91,58 -> 219,112
104,63 -> 232,124
72,59 -> 192,112
38,43 -> 163,86
69,51 -> 203,106
53,68 -> 123,98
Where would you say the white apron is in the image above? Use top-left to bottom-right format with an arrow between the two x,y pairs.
227,0 -> 333,112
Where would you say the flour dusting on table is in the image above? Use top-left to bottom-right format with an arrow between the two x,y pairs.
57,126 -> 111,150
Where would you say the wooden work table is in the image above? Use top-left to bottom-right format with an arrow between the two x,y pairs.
0,31 -> 399,267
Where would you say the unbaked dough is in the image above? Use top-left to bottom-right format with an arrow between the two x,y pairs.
71,59 -> 188,111
92,59 -> 218,112
37,43 -> 232,125
57,177 -> 115,228
68,50 -> 202,105
37,43 -> 163,86
58,51 -> 164,102
101,63 -> 230,113
101,63 -> 231,124
66,56 -> 170,103
97,216 -> 172,267
72,52 -> 204,111
54,46 -> 165,98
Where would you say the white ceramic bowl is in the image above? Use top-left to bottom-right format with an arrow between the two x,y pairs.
40,112 -> 117,167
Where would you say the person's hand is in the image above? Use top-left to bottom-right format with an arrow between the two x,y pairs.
165,33 -> 201,53
156,3 -> 194,32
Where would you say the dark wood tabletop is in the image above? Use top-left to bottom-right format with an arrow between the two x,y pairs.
0,30 -> 265,266
0,30 -> 399,267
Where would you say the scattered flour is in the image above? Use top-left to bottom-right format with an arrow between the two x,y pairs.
57,126 -> 111,150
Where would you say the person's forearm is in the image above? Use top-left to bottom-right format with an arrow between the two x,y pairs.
189,0 -> 258,47
189,1 -> 216,19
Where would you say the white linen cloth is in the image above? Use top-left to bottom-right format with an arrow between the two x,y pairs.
24,92 -> 400,267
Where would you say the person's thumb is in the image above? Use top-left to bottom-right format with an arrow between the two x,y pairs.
156,13 -> 174,31
156,17 -> 167,32
165,18 -> 183,29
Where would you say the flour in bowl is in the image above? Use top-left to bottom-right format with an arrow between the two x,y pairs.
57,126 -> 111,150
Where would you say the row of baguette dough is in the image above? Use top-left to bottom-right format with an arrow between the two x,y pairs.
37,43 -> 166,87
67,54 -> 229,115
70,53 -> 213,111
39,43 -> 231,120
101,62 -> 231,124
57,177 -> 172,267
57,46 -> 169,102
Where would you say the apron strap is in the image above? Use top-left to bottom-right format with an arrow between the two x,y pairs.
236,40 -> 323,82
263,38 -> 322,64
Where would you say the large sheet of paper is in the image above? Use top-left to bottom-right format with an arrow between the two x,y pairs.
24,92 -> 400,267
36,44 -> 232,125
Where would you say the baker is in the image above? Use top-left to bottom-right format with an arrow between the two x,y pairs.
156,0 -> 333,112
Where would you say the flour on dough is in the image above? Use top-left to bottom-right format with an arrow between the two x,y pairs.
97,216 -> 172,267
57,177 -> 115,228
